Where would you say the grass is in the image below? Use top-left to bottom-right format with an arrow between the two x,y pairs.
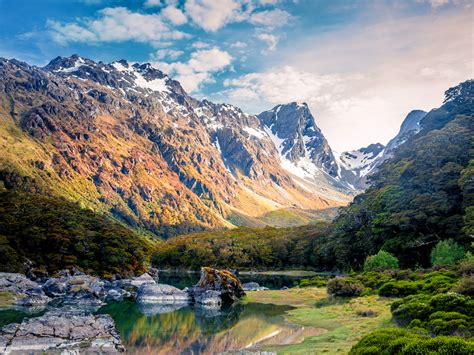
244,287 -> 396,354
0,291 -> 15,308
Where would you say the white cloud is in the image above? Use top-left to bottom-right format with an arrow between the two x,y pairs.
155,48 -> 233,92
144,0 -> 161,6
47,7 -> 189,46
192,41 -> 212,48
230,41 -> 248,48
162,6 -> 188,25
221,7 -> 473,151
151,49 -> 184,60
250,9 -> 292,28
184,0 -> 247,32
256,33 -> 279,51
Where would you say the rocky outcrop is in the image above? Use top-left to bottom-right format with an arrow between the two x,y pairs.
129,273 -> 156,287
136,283 -> 190,304
189,267 -> 245,305
0,273 -> 39,295
242,282 -> 269,291
0,312 -> 125,353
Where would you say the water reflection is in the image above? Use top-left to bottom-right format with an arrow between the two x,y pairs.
96,301 -> 303,354
158,271 -> 303,290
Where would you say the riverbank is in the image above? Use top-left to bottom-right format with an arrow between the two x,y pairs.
244,287 -> 394,353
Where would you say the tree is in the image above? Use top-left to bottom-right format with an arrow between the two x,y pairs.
363,250 -> 399,271
431,240 -> 465,267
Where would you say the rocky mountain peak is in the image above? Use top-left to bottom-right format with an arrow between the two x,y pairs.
385,109 -> 427,155
257,102 -> 339,178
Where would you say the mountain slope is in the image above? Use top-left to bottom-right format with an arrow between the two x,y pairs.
0,55 -> 351,237
317,80 -> 473,269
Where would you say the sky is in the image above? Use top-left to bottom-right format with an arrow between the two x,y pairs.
0,0 -> 472,152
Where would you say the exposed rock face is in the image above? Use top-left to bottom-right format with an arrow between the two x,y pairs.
258,102 -> 339,178
190,267 -> 245,304
0,55 -> 352,237
130,273 -> 156,287
0,273 -> 39,294
0,312 -> 125,353
136,283 -> 190,304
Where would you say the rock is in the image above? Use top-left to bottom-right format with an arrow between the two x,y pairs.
42,278 -> 67,297
0,273 -> 39,294
106,288 -> 130,302
147,267 -> 159,280
242,282 -> 269,291
189,267 -> 245,305
194,290 -> 222,308
65,275 -> 105,300
130,273 -> 156,287
16,293 -> 50,307
0,312 -> 125,353
136,283 -> 190,304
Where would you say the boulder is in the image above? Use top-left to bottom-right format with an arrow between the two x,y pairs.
136,283 -> 190,304
243,282 -> 269,291
42,278 -> 67,298
106,288 -> 131,302
130,273 -> 156,287
0,273 -> 39,294
0,312 -> 125,353
189,267 -> 245,304
194,290 -> 222,308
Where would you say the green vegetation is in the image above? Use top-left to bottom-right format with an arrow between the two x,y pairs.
363,250 -> 399,272
152,224 -> 329,269
327,277 -> 364,297
350,328 -> 474,354
0,190 -> 152,277
318,81 -> 474,270
431,239 -> 466,267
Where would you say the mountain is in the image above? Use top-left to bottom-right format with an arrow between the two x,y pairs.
0,55 -> 351,237
337,109 -> 428,190
316,79 -> 473,269
384,109 -> 427,156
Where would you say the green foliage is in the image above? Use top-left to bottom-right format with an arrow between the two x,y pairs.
363,250 -> 399,272
453,275 -> 474,296
326,276 -> 364,297
0,191 -> 153,277
391,292 -> 474,336
431,240 -> 466,267
296,275 -> 329,288
350,328 -> 474,355
152,224 -> 329,270
321,81 -> 474,270
378,270 -> 457,297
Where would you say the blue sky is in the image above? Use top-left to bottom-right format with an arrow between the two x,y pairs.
0,0 -> 472,151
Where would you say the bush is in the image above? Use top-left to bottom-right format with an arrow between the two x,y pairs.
431,240 -> 465,267
378,280 -> 424,297
391,292 -> 474,334
297,275 -> 328,288
453,275 -> 474,296
457,252 -> 474,276
349,328 -> 474,354
352,271 -> 394,290
363,250 -> 399,272
327,276 -> 363,297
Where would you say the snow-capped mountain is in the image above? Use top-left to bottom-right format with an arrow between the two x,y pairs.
384,110 -> 427,156
337,110 -> 428,190
0,55 -> 355,237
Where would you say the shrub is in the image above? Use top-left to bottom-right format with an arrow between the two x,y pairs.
457,252 -> 474,276
298,276 -> 328,288
453,275 -> 474,296
352,271 -> 393,290
363,250 -> 399,272
327,276 -> 363,297
378,280 -> 423,297
349,328 -> 474,355
431,240 -> 465,267
391,292 -> 474,332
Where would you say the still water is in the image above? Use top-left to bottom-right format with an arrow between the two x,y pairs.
96,300 -> 316,354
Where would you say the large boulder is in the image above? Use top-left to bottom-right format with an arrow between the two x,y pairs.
0,273 -> 39,294
130,273 -> 156,287
189,267 -> 245,304
136,283 -> 190,304
0,312 -> 124,353
42,278 -> 67,298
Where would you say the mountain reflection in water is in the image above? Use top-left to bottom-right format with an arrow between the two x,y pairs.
97,300 -> 315,354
